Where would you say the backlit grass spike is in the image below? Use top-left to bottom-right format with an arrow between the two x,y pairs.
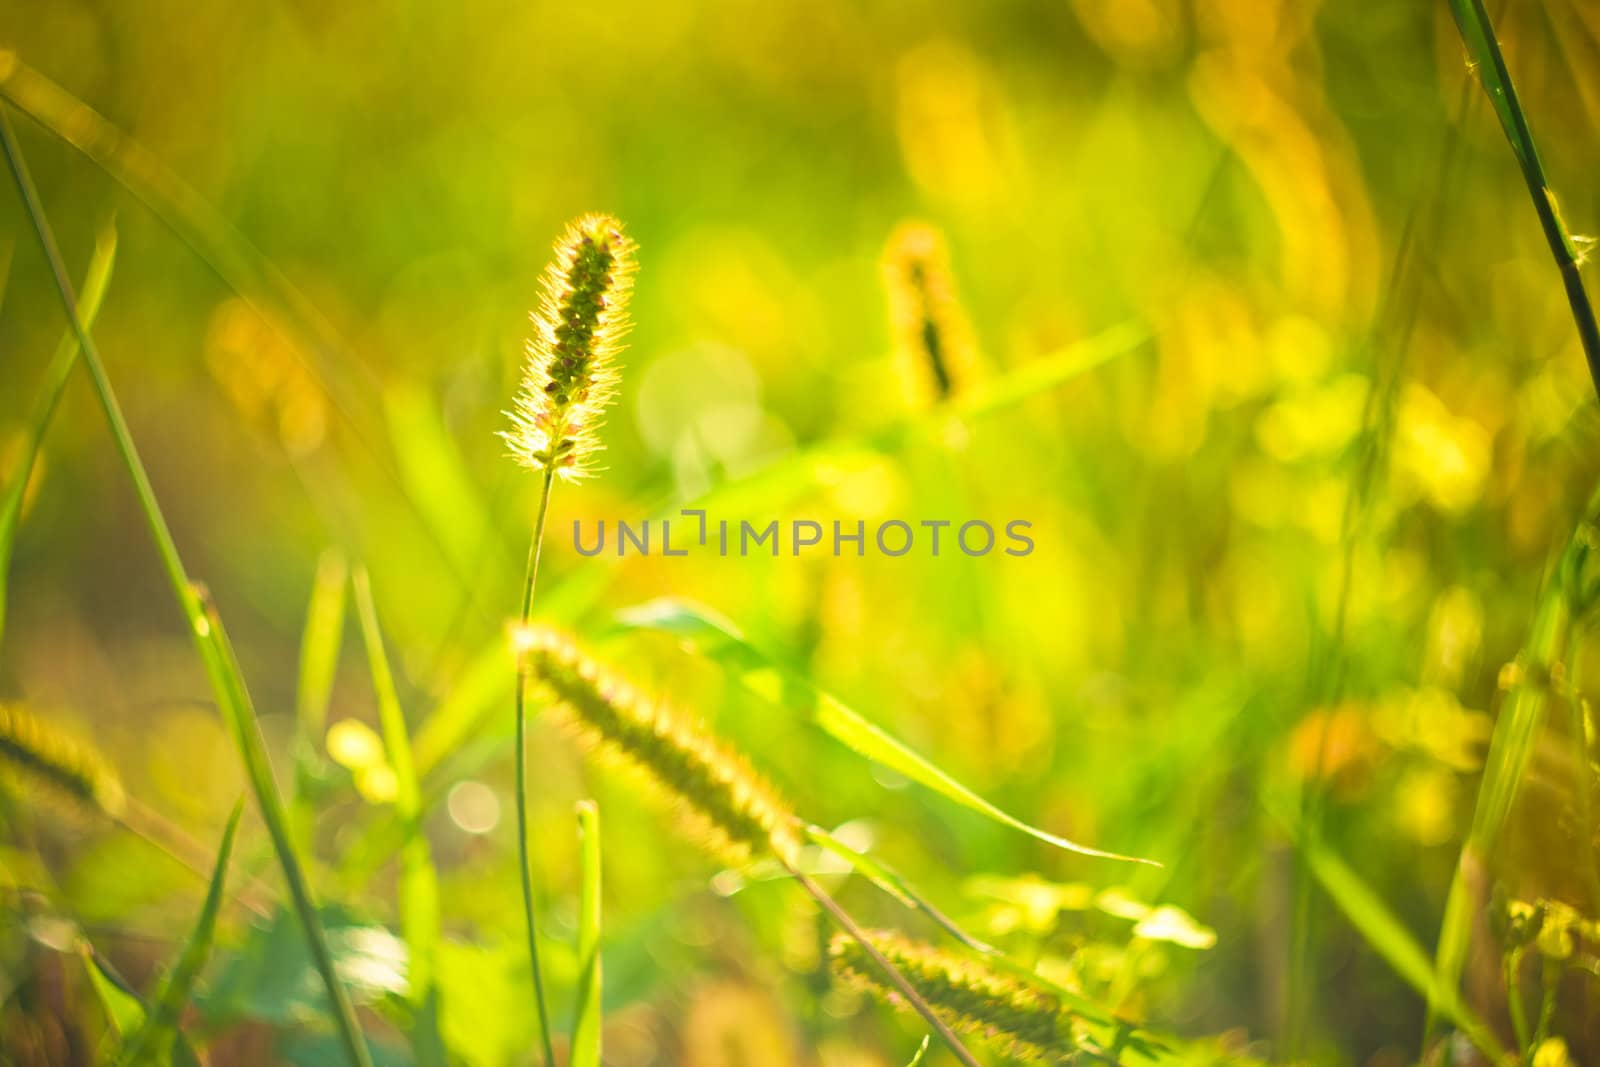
831,929 -> 1070,1062
883,221 -> 976,405
521,627 -> 801,864
503,214 -> 636,480
0,703 -> 125,819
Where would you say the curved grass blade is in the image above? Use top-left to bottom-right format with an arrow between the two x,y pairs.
802,824 -> 995,956
118,801 -> 243,1067
0,107 -> 373,1067
0,219 -> 116,650
1430,493 -> 1594,1040
616,598 -> 1156,865
905,1035 -> 931,1066
351,566 -> 441,1042
1272,804 -> 1509,1065
570,801 -> 602,1067
1446,0 -> 1600,402
290,548 -> 348,850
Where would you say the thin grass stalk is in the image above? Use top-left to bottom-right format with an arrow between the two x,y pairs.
351,567 -> 440,1022
1287,67 -> 1479,1051
290,548 -> 348,852
1447,0 -> 1600,403
516,462 -> 559,1067
0,105 -> 373,1067
570,800 -> 602,1067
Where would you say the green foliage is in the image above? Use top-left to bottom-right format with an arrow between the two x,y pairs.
617,597 -> 1153,863
6,2 -> 1600,1063
118,802 -> 242,1067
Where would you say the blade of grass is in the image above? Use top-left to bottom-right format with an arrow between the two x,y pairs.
80,943 -> 146,1039
0,218 -> 116,650
1446,0 -> 1600,402
290,548 -> 349,851
1276,805 -> 1508,1064
904,1035 -> 931,1066
570,800 -> 602,1067
385,383 -> 511,587
0,105 -> 373,1067
350,566 -> 441,1039
118,802 -> 243,1067
616,598 -> 1156,865
1429,491 -> 1599,1039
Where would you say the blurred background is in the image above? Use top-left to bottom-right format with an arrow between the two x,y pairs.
3,0 -> 1600,1064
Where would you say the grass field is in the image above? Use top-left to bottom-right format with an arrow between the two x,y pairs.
3,2 -> 1600,1064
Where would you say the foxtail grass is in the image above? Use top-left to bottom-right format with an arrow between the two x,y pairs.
504,213 -> 635,1067
0,704 -> 125,820
0,105 -> 372,1067
522,628 -> 802,863
882,221 -> 976,405
520,628 -> 981,1066
831,930 -> 1068,1062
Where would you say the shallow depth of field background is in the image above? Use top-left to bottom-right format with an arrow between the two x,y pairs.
3,1 -> 1600,1064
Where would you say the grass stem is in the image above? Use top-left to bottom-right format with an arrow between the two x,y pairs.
0,104 -> 373,1067
515,463 -> 560,1067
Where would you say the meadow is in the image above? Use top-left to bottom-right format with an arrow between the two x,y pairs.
2,1 -> 1600,1064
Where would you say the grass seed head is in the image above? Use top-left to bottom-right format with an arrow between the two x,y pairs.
503,213 -> 636,481
522,628 -> 801,864
830,929 -> 1067,1062
0,704 -> 125,820
882,221 -> 976,405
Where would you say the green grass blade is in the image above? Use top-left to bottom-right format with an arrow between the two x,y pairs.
615,598 -> 1155,865
351,567 -> 440,1018
384,384 -> 508,586
570,800 -> 602,1067
904,1035 -> 931,1066
80,943 -> 146,1038
0,219 -> 116,651
1430,506 -> 1585,1036
0,106 -> 373,1067
1279,810 -> 1508,1064
290,548 -> 349,850
1446,0 -> 1600,400
118,801 -> 244,1067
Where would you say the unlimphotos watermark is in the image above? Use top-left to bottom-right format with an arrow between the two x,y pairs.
572,510 -> 1034,558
